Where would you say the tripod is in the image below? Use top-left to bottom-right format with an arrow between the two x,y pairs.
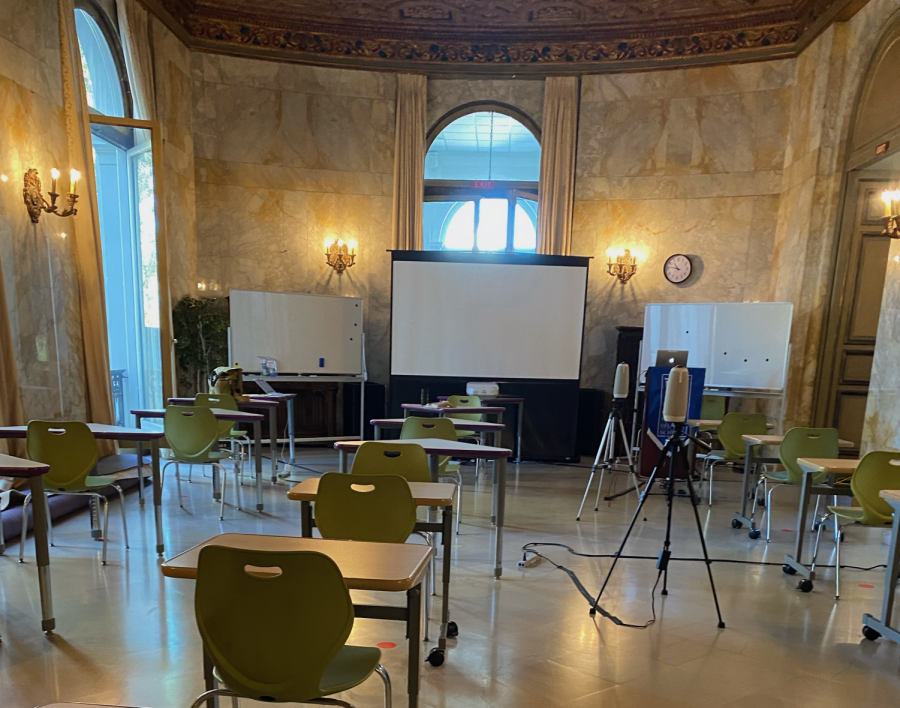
576,399 -> 639,520
590,422 -> 725,628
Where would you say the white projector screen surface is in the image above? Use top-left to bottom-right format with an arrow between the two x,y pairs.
391,260 -> 587,379
230,290 -> 363,375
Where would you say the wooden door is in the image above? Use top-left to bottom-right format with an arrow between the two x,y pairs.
816,174 -> 894,451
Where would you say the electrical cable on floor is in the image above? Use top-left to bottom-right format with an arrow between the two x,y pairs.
520,542 -> 888,629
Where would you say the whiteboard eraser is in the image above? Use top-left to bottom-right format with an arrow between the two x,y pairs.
319,358 -> 324,367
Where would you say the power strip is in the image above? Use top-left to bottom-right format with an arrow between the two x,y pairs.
517,554 -> 542,569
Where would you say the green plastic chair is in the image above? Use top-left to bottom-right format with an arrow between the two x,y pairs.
195,392 -> 251,483
190,545 -> 391,708
164,406 -> 239,520
697,412 -> 768,506
316,473 -> 418,543
698,395 -> 726,432
757,427 -> 840,541
401,417 -> 462,532
446,395 -> 482,438
21,421 -> 127,565
351,441 -> 431,483
810,451 -> 900,598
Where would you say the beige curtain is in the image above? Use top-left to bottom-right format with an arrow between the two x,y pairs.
536,77 -> 580,256
59,0 -> 116,441
391,74 -> 426,251
117,0 -> 156,120
0,256 -> 25,458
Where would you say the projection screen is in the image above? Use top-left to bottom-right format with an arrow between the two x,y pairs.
391,255 -> 589,380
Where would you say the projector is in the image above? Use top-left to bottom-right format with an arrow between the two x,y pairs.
466,382 -> 500,396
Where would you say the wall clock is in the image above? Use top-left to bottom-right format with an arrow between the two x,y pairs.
664,254 -> 692,284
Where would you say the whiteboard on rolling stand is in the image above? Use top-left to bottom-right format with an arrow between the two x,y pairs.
641,302 -> 793,391
229,289 -> 364,375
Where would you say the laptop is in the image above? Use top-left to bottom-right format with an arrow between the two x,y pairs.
655,350 -> 689,367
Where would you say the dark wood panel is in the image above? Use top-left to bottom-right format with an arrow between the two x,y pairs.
834,391 -> 868,450
848,234 -> 891,342
840,351 -> 874,385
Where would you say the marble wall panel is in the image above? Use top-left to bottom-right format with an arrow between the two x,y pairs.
192,58 -> 395,383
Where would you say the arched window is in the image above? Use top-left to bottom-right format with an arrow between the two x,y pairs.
74,3 -> 131,117
424,108 -> 540,253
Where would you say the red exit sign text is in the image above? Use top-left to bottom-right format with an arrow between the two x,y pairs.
472,180 -> 495,188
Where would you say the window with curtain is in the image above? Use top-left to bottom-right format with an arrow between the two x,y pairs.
424,110 -> 540,253
74,4 -> 130,117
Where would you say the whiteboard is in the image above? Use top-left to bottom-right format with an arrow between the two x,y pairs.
641,302 -> 793,390
391,259 -> 587,379
230,290 -> 363,375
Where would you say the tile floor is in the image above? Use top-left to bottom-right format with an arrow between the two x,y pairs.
2,451 -> 899,708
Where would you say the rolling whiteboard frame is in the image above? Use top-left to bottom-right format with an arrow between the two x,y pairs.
389,250 -> 591,381
640,302 -> 793,392
230,289 -> 363,376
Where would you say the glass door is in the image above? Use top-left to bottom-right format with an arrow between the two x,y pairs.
89,116 -> 172,425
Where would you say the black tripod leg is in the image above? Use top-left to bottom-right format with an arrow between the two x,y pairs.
679,442 -> 726,629
590,438 -> 673,616
661,441 -> 678,596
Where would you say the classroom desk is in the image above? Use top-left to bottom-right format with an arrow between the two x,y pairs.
0,423 -> 167,555
438,396 -> 526,462
402,403 -> 504,425
733,434 -> 853,537
862,489 -> 900,647
372,417 -> 504,446
0,454 -> 52,631
169,394 -> 293,482
782,457 -> 860,582
133,407 -> 266,512
288,478 -> 455,657
162,533 -> 431,708
335,438 -> 512,577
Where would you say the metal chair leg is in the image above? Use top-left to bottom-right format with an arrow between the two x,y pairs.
708,461 -> 715,506
811,497 -> 821,531
765,483 -> 779,542
113,484 -> 129,549
218,464 -> 227,520
810,511 -> 828,574
375,664 -> 393,708
189,689 -> 239,708
100,494 -> 110,565
176,463 -> 184,507
834,521 -> 842,600
454,476 -> 462,534
19,493 -> 31,562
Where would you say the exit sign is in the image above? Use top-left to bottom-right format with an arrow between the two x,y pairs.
876,141 -> 890,155
472,180 -> 495,188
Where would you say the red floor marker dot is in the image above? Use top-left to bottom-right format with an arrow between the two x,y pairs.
781,529 -> 792,532
377,642 -> 397,649
859,583 -> 875,589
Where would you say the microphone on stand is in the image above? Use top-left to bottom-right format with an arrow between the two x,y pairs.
613,362 -> 629,400
663,366 -> 689,423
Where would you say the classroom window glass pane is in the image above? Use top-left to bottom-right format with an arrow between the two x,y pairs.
74,9 -> 126,117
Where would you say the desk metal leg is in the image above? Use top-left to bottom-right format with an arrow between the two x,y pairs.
339,449 -> 349,474
735,443 -> 756,529
151,440 -> 164,555
516,402 -> 524,463
863,505 -> 900,645
439,505 -> 452,652
374,424 -> 382,441
253,420 -> 264,511
784,471 -> 814,579
494,456 -> 506,578
269,406 -> 279,482
407,583 -> 422,708
301,500 -> 313,537
29,475 -> 54,632
491,430 -> 502,524
136,442 -> 144,506
203,643 -> 219,708
287,398 -> 295,462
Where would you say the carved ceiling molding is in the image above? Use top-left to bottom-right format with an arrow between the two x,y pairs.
149,0 -> 855,71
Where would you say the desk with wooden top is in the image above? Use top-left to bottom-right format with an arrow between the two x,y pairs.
288,478 -> 455,658
782,457 -> 860,582
335,438 -> 512,577
437,395 -> 526,461
0,423 -> 167,556
371,417 -> 504,447
162,533 -> 431,708
733,434 -> 853,538
133,407 -> 266,512
862,489 -> 900,647
169,394 -> 295,482
0,454 -> 52,631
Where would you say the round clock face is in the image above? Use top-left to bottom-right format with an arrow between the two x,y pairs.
664,254 -> 692,284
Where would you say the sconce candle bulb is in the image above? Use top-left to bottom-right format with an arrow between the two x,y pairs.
325,236 -> 357,274
70,169 -> 80,194
0,174 -> 7,182
23,168 -> 79,223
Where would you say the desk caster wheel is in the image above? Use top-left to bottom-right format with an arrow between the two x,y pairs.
731,519 -> 743,529
757,498 -> 766,507
447,621 -> 459,638
748,529 -> 761,540
426,648 -> 445,667
798,579 -> 813,593
863,626 -> 881,641
782,564 -> 796,575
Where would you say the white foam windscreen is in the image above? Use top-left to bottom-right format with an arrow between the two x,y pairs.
663,366 -> 690,423
613,362 -> 630,399
391,260 -> 588,379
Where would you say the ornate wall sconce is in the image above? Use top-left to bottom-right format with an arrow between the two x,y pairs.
606,248 -> 639,283
324,237 -> 357,274
882,189 -> 900,239
23,168 -> 80,223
